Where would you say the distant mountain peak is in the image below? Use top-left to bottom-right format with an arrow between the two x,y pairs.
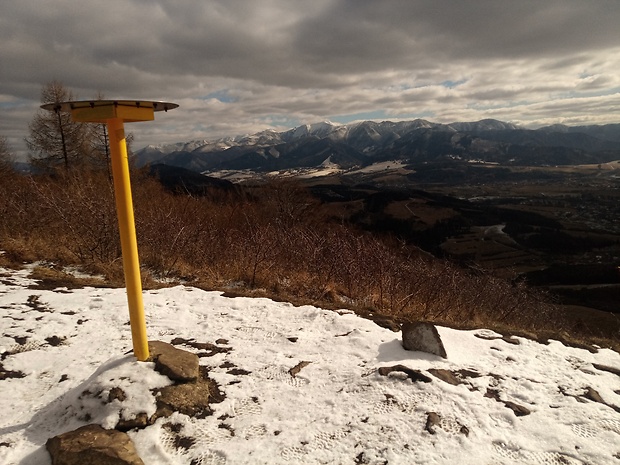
448,119 -> 521,132
537,123 -> 569,132
282,121 -> 342,141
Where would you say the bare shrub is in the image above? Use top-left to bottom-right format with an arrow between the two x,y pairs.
0,170 -> 569,340
133,178 -> 207,280
28,168 -> 119,263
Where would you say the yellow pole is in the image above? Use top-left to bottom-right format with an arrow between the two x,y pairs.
107,117 -> 149,361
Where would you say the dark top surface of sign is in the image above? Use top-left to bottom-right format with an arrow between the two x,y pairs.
41,100 -> 179,113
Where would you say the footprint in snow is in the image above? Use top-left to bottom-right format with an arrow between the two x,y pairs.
571,418 -> 620,438
235,326 -> 281,340
279,428 -> 350,460
158,419 -> 230,464
241,423 -> 269,439
493,441 -> 587,465
229,396 -> 262,417
255,365 -> 310,387
4,339 -> 44,355
370,386 -> 439,415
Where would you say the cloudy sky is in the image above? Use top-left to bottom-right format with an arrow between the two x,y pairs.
2,0 -> 620,158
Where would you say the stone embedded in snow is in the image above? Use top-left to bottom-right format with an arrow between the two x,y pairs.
425,412 -> 442,434
289,361 -> 312,378
593,363 -> 620,377
485,388 -> 531,416
402,322 -> 448,358
116,412 -> 150,432
583,386 -> 605,404
0,361 -> 25,380
46,424 -> 144,465
428,368 -> 482,385
369,314 -> 400,332
424,412 -> 470,436
503,401 -> 531,417
146,343 -> 222,420
377,364 -> 432,383
581,386 -> 620,413
428,369 -> 461,385
148,340 -> 199,382
153,366 -> 223,420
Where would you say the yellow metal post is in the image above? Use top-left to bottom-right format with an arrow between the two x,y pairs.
40,100 -> 178,362
107,117 -> 149,361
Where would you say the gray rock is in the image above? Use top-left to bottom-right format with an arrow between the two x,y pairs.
428,368 -> 461,385
288,361 -> 311,378
378,365 -> 432,383
503,401 -> 531,417
154,377 -> 213,419
46,424 -> 144,465
370,315 -> 401,332
148,340 -> 199,382
429,368 -> 483,385
116,412 -> 150,432
402,322 -> 447,358
583,386 -> 605,404
152,366 -> 223,420
593,363 -> 620,377
486,389 -> 531,416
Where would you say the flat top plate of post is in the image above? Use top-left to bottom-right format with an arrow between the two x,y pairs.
41,100 -> 179,113
41,100 -> 179,123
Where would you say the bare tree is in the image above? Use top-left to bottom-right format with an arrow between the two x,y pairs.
26,81 -> 93,170
88,91 -> 135,177
0,136 -> 15,176
83,91 -> 113,176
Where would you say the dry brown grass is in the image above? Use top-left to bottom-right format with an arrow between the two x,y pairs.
0,167 -> 616,350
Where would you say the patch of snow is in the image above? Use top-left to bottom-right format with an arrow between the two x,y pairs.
62,266 -> 105,281
320,155 -> 338,168
467,159 -> 499,165
482,224 -> 507,236
202,170 -> 261,182
346,160 -> 409,174
297,167 -> 342,178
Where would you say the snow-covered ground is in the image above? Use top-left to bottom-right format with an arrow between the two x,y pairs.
1,265 -> 620,464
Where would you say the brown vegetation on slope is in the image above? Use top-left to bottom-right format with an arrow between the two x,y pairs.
0,167 -> 616,350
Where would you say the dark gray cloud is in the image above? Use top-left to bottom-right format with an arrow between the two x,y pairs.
1,0 -> 619,158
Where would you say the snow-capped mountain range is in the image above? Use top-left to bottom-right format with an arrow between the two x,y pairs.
134,119 -> 620,174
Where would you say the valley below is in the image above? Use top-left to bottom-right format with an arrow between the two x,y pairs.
139,118 -> 620,333
223,159 -> 620,320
